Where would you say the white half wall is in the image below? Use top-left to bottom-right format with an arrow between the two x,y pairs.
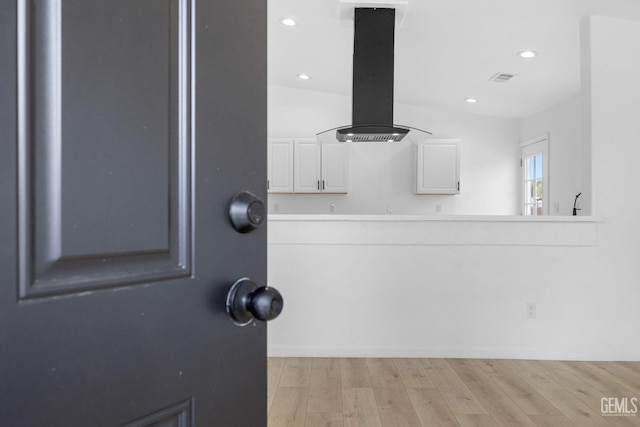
267,216 -> 636,361
268,85 -> 521,215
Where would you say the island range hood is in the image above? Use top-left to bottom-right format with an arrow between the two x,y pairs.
317,7 -> 431,143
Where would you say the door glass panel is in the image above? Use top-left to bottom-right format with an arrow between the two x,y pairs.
523,151 -> 544,216
535,154 -> 543,179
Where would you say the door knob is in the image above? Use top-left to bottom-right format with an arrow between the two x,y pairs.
226,278 -> 283,326
229,191 -> 266,233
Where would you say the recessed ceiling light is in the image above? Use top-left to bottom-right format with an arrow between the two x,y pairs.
465,98 -> 478,103
281,18 -> 296,26
298,74 -> 310,80
518,50 -> 538,59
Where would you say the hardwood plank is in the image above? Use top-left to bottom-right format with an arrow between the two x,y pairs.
504,360 -> 562,391
269,357 -> 286,376
407,387 -> 461,427
311,357 -> 342,389
512,361 -> 610,427
421,358 -> 487,415
448,359 -> 538,427
305,412 -> 344,427
476,359 -> 502,375
373,387 -> 416,415
538,361 -> 614,409
393,358 -> 435,388
268,386 -> 309,427
308,387 -> 343,414
268,358 -> 286,415
342,387 -> 382,427
309,358 -> 343,414
564,361 -> 637,395
378,411 -> 422,426
367,358 -> 404,389
476,359 -> 561,417
536,361 -> 640,427
454,414 -> 499,427
341,358 -> 372,388
527,414 -> 576,427
586,361 -> 640,395
618,361 -> 640,376
532,388 -> 611,427
279,357 -> 312,387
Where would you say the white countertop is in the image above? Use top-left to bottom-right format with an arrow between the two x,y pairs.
268,214 -> 601,246
268,214 -> 602,222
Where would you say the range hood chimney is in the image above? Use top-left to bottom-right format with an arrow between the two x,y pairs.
318,7 -> 430,143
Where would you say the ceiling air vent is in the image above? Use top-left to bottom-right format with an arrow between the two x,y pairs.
489,72 -> 516,83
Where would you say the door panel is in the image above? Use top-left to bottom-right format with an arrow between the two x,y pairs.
59,0 -> 180,257
1,0 -> 268,426
123,399 -> 193,427
17,0 -> 191,299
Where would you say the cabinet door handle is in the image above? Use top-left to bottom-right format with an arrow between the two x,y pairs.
322,180 -> 325,190
267,180 -> 270,190
317,180 -> 320,190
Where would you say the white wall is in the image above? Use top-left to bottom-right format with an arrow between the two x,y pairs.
268,85 -> 521,215
521,95 -> 583,216
581,14 -> 640,347
266,15 -> 640,361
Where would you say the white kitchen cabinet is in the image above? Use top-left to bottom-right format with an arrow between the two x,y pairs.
321,143 -> 349,193
294,139 -> 349,193
416,140 -> 460,194
267,139 -> 294,193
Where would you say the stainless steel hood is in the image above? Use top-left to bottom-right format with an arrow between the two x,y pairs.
317,7 -> 430,143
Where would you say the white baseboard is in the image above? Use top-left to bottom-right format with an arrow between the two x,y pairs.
267,345 -> 640,361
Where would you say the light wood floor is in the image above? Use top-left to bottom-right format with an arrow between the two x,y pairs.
267,357 -> 640,427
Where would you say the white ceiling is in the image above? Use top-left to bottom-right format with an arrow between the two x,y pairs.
268,0 -> 640,119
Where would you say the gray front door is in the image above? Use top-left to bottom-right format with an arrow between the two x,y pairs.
0,0 -> 269,425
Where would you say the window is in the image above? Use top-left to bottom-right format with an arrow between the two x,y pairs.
521,134 -> 549,216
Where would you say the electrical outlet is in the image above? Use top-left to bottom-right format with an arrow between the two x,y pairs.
526,302 -> 536,319
329,203 -> 335,213
435,204 -> 442,213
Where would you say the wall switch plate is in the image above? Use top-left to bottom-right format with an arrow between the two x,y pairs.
526,302 -> 536,319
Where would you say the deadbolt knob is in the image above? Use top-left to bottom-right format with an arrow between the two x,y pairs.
229,191 -> 266,233
226,278 -> 284,326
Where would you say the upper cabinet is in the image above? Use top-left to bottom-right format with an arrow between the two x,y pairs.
416,140 -> 460,195
320,143 -> 349,193
293,139 -> 321,193
268,138 -> 349,194
267,139 -> 294,193
290,139 -> 349,194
